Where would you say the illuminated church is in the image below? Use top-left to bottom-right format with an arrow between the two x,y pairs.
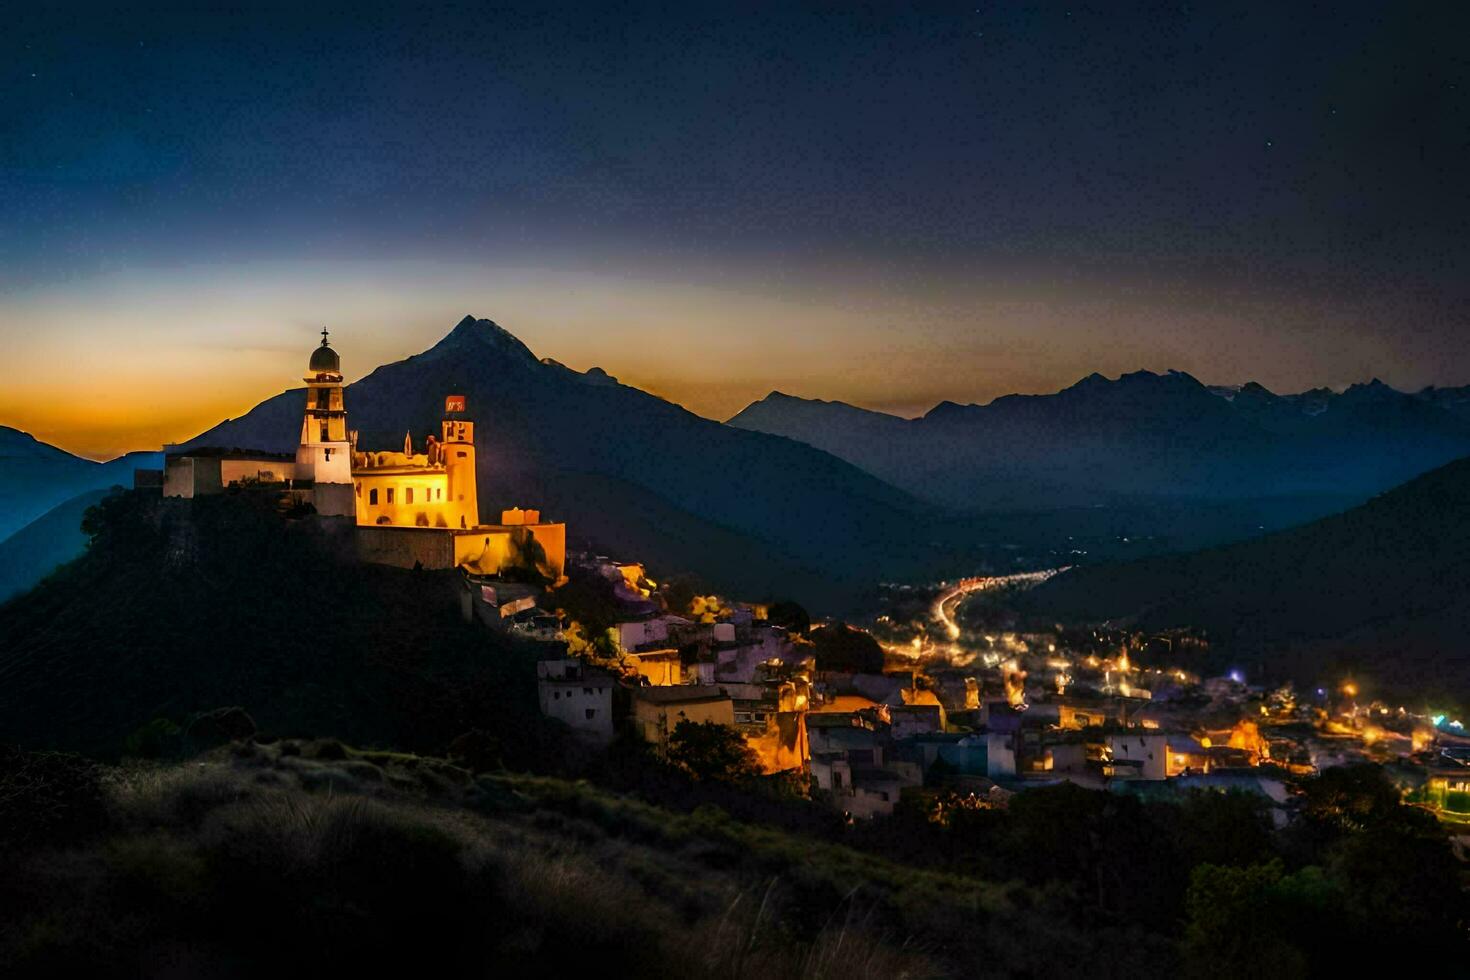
164,331 -> 565,583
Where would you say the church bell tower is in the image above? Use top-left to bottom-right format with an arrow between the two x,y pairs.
441,395 -> 479,529
297,328 -> 355,516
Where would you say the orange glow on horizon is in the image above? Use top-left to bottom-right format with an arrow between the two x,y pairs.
3,258 -> 1455,460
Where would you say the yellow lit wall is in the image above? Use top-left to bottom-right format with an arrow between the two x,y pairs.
633,696 -> 735,751
354,470 -> 455,527
627,649 -> 682,686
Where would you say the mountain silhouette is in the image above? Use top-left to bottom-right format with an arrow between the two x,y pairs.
0,426 -> 160,539
729,370 -> 1470,512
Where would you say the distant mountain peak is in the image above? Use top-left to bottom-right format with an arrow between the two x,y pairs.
1340,378 -> 1405,403
580,366 -> 619,386
422,315 -> 539,366
923,399 -> 972,419
0,426 -> 81,462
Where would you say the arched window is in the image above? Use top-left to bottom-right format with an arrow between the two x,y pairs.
369,488 -> 378,505
406,487 -> 414,504
387,488 -> 395,504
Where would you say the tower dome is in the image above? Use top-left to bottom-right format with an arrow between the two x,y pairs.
309,328 -> 340,374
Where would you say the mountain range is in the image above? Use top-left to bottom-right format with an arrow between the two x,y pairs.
4,317 -> 1468,616
1024,454 -> 1470,706
728,371 -> 1470,512
0,427 -> 160,541
0,430 -> 161,602
175,316 -> 962,609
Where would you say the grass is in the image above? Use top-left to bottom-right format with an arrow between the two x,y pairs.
1,743 -> 949,978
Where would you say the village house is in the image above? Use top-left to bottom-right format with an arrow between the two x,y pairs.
631,685 -> 734,753
537,658 -> 615,742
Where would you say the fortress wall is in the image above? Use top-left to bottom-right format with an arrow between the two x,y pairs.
355,525 -> 456,569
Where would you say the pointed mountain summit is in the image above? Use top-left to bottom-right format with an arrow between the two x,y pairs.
419,315 -> 540,367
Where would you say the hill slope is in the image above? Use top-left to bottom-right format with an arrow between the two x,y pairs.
1024,456 -> 1470,702
730,371 -> 1470,512
0,427 -> 161,539
0,488 -> 110,602
180,316 -> 963,609
0,490 -> 547,759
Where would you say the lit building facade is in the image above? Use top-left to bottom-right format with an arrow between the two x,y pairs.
165,330 -> 567,583
351,411 -> 479,530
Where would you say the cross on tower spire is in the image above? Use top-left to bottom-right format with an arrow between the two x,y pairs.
320,327 -> 331,346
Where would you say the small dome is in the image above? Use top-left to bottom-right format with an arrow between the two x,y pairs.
309,340 -> 340,374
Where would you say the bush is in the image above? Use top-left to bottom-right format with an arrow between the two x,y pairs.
0,745 -> 109,849
807,623 -> 883,673
667,721 -> 762,784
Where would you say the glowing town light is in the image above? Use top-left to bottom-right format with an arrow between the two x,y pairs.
1228,669 -> 1245,684
1341,681 -> 1359,698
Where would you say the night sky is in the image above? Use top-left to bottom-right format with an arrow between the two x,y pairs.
4,2 -> 1467,458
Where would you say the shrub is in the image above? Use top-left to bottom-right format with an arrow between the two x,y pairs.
807,623 -> 883,673
0,745 -> 109,849
667,721 -> 762,784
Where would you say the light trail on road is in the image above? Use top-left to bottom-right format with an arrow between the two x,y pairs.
932,568 -> 1068,639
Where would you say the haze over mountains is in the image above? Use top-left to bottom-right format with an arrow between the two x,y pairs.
729,371 -> 1470,512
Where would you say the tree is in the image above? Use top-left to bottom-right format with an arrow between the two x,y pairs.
1182,862 -> 1310,978
666,721 -> 761,783
807,623 -> 883,673
766,600 -> 810,634
659,578 -> 698,617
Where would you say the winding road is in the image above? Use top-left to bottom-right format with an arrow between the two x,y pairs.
932,568 -> 1068,638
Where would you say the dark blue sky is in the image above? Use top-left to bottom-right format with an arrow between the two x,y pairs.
3,2 -> 1468,456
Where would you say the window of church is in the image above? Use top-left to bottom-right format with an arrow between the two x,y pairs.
406,488 -> 414,504
369,489 -> 378,505
387,488 -> 395,504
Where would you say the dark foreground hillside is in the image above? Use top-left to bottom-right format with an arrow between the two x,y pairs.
1026,456 -> 1470,704
0,490 -> 551,761
1,743 -> 1463,978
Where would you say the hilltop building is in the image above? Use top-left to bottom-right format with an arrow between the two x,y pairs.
297,329 -> 355,517
164,331 -> 565,582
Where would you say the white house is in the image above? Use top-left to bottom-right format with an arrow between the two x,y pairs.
537,659 -> 615,741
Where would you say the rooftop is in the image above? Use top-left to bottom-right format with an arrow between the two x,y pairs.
633,685 -> 731,706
